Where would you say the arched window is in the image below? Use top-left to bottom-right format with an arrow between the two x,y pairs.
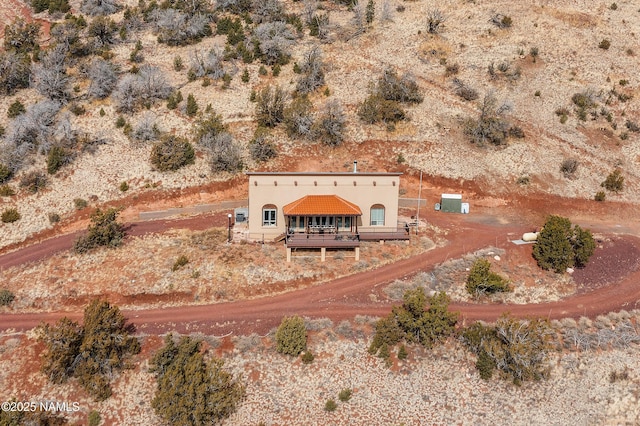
262,204 -> 277,226
370,204 -> 385,226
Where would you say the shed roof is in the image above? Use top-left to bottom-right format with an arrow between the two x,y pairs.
283,195 -> 362,216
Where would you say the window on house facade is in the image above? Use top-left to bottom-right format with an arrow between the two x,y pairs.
262,205 -> 277,226
370,204 -> 385,226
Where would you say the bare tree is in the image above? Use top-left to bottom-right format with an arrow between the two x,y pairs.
351,1 -> 367,37
5,100 -> 61,158
87,16 -> 118,48
254,21 -> 296,65
132,113 -> 160,144
203,132 -> 244,173
87,58 -> 118,99
462,93 -> 512,146
380,0 -> 394,22
33,45 -> 70,101
296,46 -> 325,94
151,8 -> 211,46
251,0 -> 283,23
284,95 -> 314,138
81,0 -> 119,16
113,65 -> 173,112
190,48 -> 225,79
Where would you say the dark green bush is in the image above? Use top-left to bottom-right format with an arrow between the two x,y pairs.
466,258 -> 511,297
338,388 -> 352,402
172,255 -> 189,271
301,350 -> 314,364
150,136 -> 195,172
358,95 -> 406,125
397,344 -> 408,360
74,198 -> 88,210
74,207 -> 125,253
0,164 -> 12,183
0,289 -> 15,306
599,39 -> 611,50
7,100 -> 26,118
601,169 -> 624,192
560,158 -> 579,178
47,146 -> 73,174
0,185 -> 15,196
186,93 -> 198,117
119,181 -> 129,192
275,315 -> 307,356
594,191 -> 606,201
532,215 -> 595,272
324,399 -> 337,412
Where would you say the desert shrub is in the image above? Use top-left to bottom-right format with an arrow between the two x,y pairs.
7,100 -> 26,118
241,68 -> 250,82
491,13 -> 512,28
426,9 -> 446,34
296,46 -> 325,94
4,19 -> 40,54
166,90 -> 183,110
598,39 -> 611,50
601,168 -> 624,192
324,399 -> 337,412
284,95 -> 314,138
376,67 -> 423,104
249,128 -> 277,162
254,21 -> 296,65
0,289 -> 15,306
358,95 -> 405,126
312,99 -> 346,146
150,136 -> 195,172
0,51 -> 31,96
0,185 -> 15,196
150,335 -> 245,424
338,388 -> 352,402
195,113 -> 243,173
275,315 -> 307,356
88,410 -> 101,426
463,93 -> 511,146
532,215 -> 595,272
466,258 -> 511,297
508,126 -> 525,138
74,198 -> 88,210
81,0 -> 119,15
255,85 -> 287,127
571,90 -> 597,121
301,350 -> 314,364
462,315 -> 552,385
555,107 -> 569,124
0,164 -> 12,184
47,146 -> 73,174
119,181 -> 129,192
74,207 -> 125,253
594,191 -> 606,202
48,212 -> 61,223
560,158 -> 579,178
131,113 -> 160,143
1,208 -> 20,223
172,255 -> 189,271
626,120 -> 640,133
487,61 -> 521,81
20,170 -> 48,193
87,58 -> 118,99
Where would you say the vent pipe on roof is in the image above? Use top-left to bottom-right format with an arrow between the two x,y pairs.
353,161 -> 357,173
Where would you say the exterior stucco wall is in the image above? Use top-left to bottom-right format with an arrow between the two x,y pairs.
247,173 -> 401,240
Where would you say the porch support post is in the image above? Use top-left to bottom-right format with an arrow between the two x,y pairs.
286,247 -> 291,262
355,247 -> 360,261
321,247 -> 326,262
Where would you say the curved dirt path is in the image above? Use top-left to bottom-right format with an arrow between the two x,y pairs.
1,211 -> 639,335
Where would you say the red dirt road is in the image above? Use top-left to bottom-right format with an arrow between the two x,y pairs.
2,211 -> 640,336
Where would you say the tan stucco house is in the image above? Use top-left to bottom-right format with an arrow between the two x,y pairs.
247,168 -> 409,260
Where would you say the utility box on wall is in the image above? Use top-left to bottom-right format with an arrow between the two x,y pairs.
440,194 -> 463,213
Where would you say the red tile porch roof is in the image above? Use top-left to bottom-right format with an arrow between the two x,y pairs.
283,195 -> 362,216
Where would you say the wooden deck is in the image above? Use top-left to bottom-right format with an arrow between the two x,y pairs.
285,233 -> 360,248
358,230 -> 410,241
